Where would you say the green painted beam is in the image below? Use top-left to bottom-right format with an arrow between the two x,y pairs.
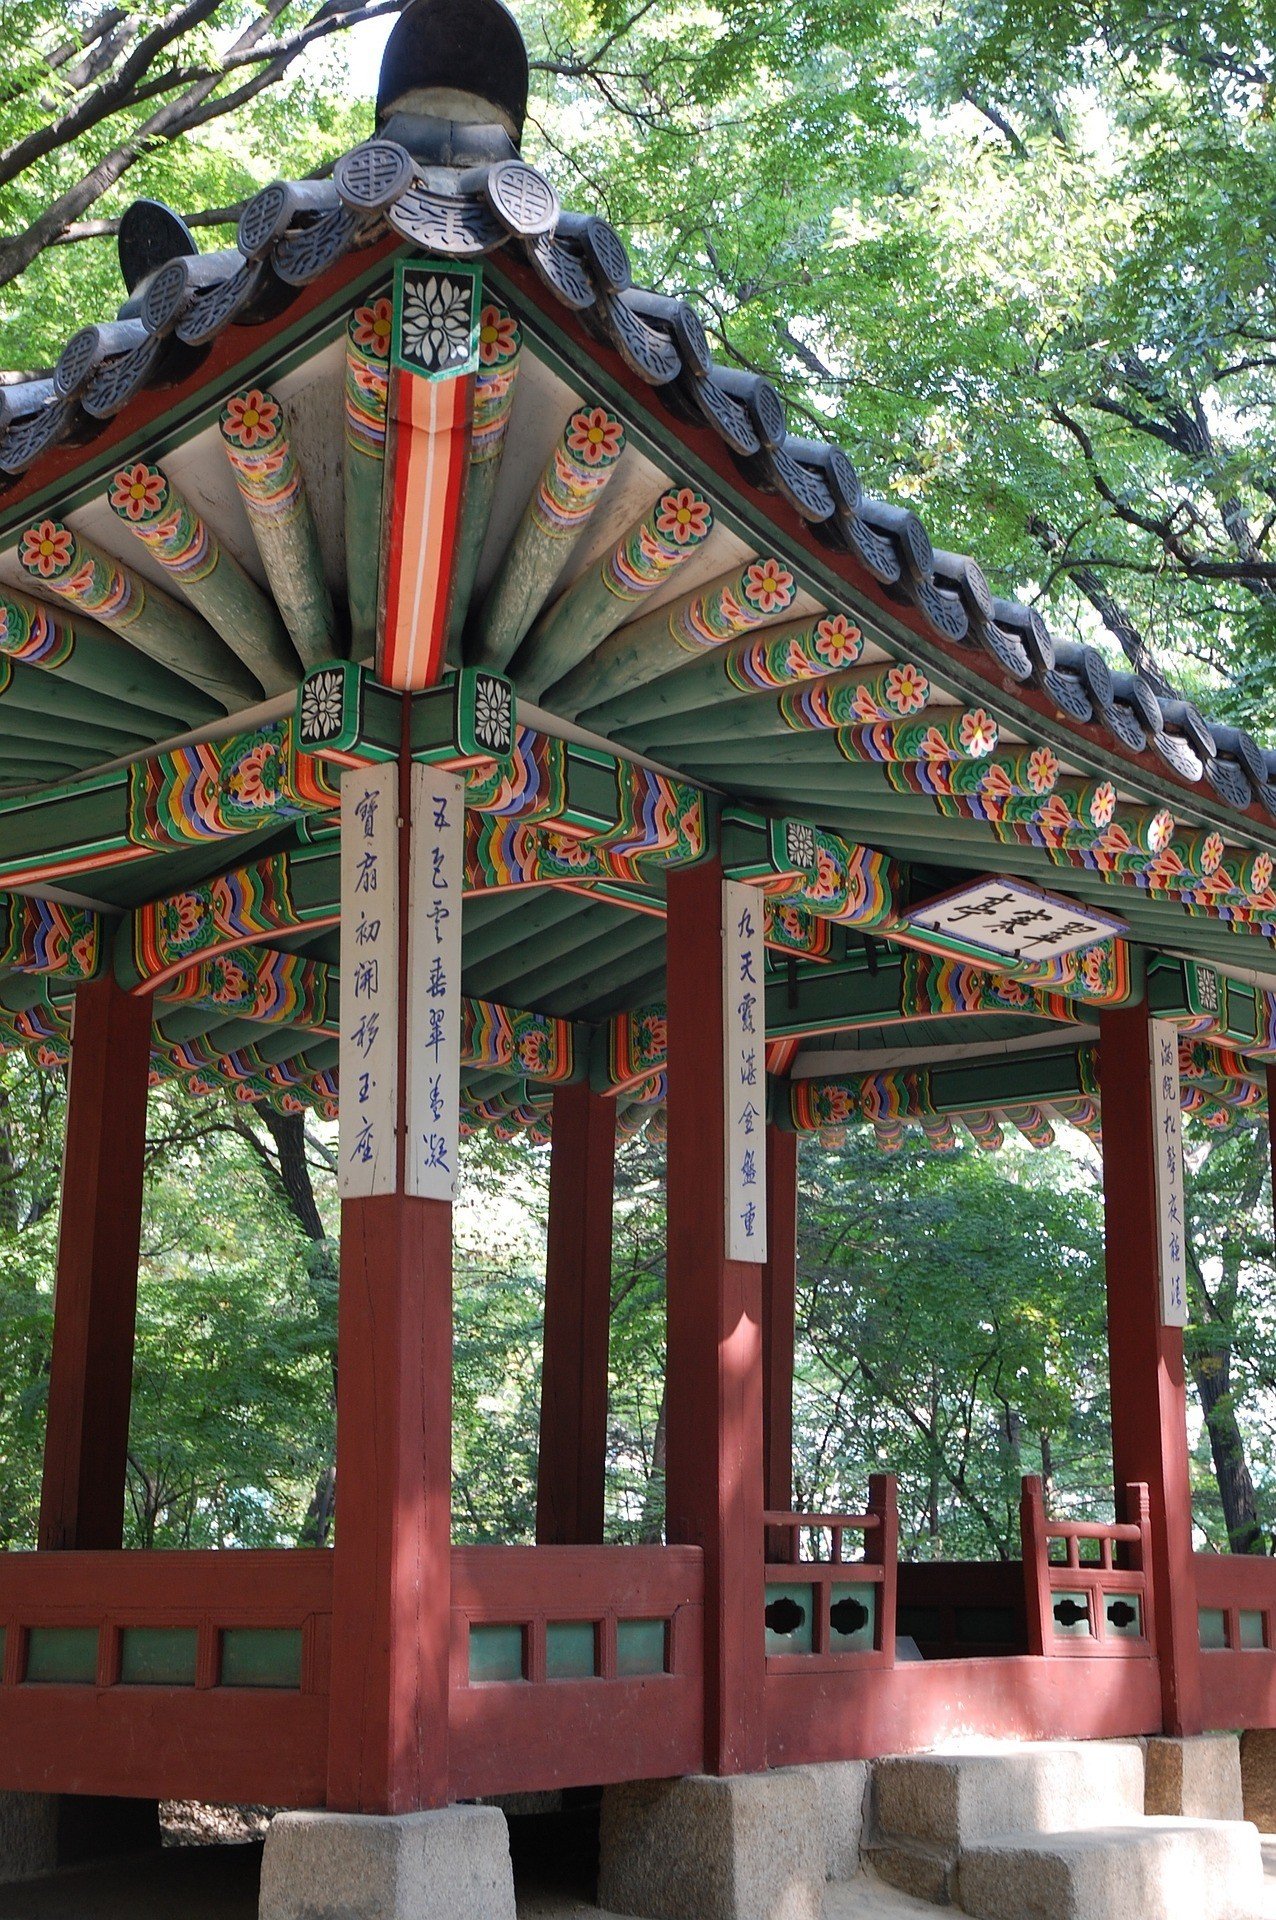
470,404 -> 627,672
108,461 -> 299,697
18,519 -> 260,712
511,483 -> 715,699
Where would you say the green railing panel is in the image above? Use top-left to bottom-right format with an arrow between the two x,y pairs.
26,1626 -> 98,1683
829,1582 -> 876,1652
616,1618 -> 667,1677
546,1621 -> 597,1680
1199,1606 -> 1228,1650
469,1624 -> 525,1683
220,1627 -> 302,1689
1049,1589 -> 1093,1638
1102,1591 -> 1142,1640
120,1627 -> 198,1686
764,1582 -> 814,1656
1240,1610 -> 1267,1650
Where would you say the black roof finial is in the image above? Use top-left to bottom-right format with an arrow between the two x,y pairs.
377,0 -> 529,159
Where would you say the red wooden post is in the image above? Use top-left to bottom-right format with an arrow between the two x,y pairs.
867,1472 -> 898,1664
761,1125 -> 798,1516
326,728 -> 453,1814
325,1195 -> 452,1812
537,1081 -> 616,1545
1098,1004 -> 1203,1734
39,974 -> 152,1552
1020,1474 -> 1051,1658
1258,1067 -> 1266,1244
1123,1480 -> 1156,1651
665,855 -> 767,1776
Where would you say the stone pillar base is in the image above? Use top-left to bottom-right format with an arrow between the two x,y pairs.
1240,1728 -> 1276,1831
599,1772 -> 826,1920
1146,1734 -> 1244,1821
259,1805 -> 517,1920
0,1792 -> 160,1885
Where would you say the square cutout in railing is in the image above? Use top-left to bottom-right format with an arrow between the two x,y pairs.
26,1626 -> 98,1683
1050,1590 -> 1094,1639
616,1618 -> 667,1677
1199,1607 -> 1228,1650
220,1628 -> 302,1689
1102,1592 -> 1142,1639
546,1621 -> 597,1680
121,1627 -> 198,1686
1240,1610 -> 1267,1650
765,1584 -> 813,1656
469,1623 -> 525,1683
829,1583 -> 875,1651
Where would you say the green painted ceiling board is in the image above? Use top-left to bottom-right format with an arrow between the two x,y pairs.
503,915 -> 663,1007
461,898 -> 609,992
532,935 -> 667,1019
571,964 -> 667,1024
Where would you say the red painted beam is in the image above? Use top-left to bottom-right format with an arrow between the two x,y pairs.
1098,1003 -> 1203,1735
537,1083 -> 616,1545
765,1654 -> 1162,1766
665,855 -> 767,1775
39,975 -> 151,1552
761,1125 -> 798,1516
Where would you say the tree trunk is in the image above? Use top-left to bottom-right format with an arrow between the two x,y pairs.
252,1106 -> 337,1544
638,1387 -> 667,1543
1190,1348 -> 1265,1553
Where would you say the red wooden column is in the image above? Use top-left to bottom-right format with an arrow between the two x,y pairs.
665,855 -> 767,1776
761,1124 -> 798,1516
1266,1067 -> 1276,1250
537,1081 -> 616,1545
39,974 -> 152,1552
326,1194 -> 452,1811
1098,1003 -> 1203,1735
325,742 -> 454,1814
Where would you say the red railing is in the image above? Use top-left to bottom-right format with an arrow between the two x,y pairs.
449,1543 -> 704,1797
1021,1476 -> 1154,1657
763,1473 -> 897,1670
1195,1552 -> 1276,1730
0,1549 -> 332,1805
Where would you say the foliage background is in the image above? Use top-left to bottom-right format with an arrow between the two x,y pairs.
4,1051 -> 1276,1556
0,1 -> 1273,1550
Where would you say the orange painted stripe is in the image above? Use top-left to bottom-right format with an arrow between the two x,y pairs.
379,367 -> 473,691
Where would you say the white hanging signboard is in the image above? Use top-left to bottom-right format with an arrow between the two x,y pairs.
1150,1016 -> 1189,1327
338,762 -> 400,1198
406,763 -> 464,1201
723,879 -> 767,1262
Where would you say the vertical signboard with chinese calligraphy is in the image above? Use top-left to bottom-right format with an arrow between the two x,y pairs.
407,764 -> 464,1201
723,879 -> 766,1262
1150,1017 -> 1189,1327
339,763 -> 399,1197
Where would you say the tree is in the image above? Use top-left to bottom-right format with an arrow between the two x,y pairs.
526,0 -> 1275,716
0,1 -> 393,357
794,1129 -> 1109,1559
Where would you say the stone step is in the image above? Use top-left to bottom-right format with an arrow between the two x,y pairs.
862,1834 -> 956,1905
870,1741 -> 1145,1854
957,1817 -> 1265,1920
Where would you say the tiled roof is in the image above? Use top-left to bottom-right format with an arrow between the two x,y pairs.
0,0 -> 1270,828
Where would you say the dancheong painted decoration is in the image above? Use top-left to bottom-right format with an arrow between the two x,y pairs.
1,0 -> 1275,1854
